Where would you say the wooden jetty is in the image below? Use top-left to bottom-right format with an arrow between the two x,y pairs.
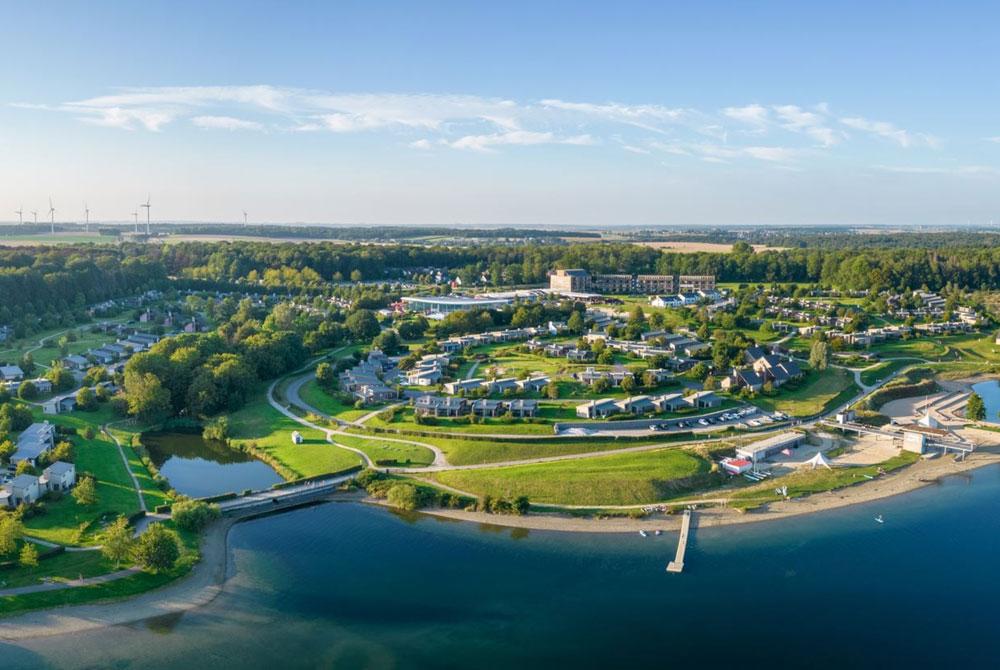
666,509 -> 692,573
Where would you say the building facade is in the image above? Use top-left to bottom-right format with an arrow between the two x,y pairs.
550,269 -> 713,295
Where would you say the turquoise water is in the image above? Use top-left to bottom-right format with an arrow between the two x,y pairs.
6,465 -> 1000,669
142,431 -> 282,498
972,380 -> 1000,423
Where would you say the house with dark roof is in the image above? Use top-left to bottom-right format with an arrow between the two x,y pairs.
720,367 -> 765,393
12,422 -> 56,466
413,395 -> 468,417
752,355 -> 803,387
575,398 -> 621,419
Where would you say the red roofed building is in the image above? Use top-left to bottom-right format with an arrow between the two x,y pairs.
721,457 -> 753,475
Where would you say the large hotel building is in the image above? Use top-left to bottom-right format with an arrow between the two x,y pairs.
549,269 -> 715,295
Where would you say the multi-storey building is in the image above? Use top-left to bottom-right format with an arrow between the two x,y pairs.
549,269 -> 712,295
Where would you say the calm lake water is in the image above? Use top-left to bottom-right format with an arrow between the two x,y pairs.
972,380 -> 1000,424
6,465 -> 1000,669
141,432 -> 282,499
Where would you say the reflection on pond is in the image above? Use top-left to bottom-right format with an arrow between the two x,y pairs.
142,431 -> 283,498
972,380 -> 1000,424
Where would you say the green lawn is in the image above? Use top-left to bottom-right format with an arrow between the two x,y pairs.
228,391 -> 363,479
296,378 -> 371,422
431,448 -> 717,505
858,358 -> 921,386
750,367 -> 857,418
0,543 -> 117,589
21,414 -> 145,546
360,430 -> 703,466
1,521 -> 200,618
330,433 -> 435,467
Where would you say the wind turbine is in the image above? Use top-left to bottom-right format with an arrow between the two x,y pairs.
48,198 -> 56,234
14,207 -> 22,225
132,210 -> 139,233
84,203 -> 90,232
31,210 -> 38,225
140,195 -> 151,235
242,210 -> 248,227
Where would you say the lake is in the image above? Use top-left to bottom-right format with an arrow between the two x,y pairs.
6,464 -> 1000,669
141,431 -> 282,499
972,379 -> 1000,423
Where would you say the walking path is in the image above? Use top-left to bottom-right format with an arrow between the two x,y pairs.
0,568 -> 141,598
266,377 -> 375,468
217,472 -> 358,513
102,421 -> 148,513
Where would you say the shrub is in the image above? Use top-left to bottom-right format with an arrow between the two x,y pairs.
133,523 -> 181,572
171,499 -> 221,532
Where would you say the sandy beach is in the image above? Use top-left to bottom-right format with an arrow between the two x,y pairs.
0,518 -> 235,642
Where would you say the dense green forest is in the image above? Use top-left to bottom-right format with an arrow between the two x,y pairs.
5,238 -> 1000,330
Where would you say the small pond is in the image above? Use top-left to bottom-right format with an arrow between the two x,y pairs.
972,379 -> 1000,424
142,431 -> 283,498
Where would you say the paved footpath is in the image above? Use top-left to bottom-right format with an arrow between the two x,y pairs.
0,567 -> 140,598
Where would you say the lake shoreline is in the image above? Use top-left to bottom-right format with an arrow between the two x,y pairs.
391,444 -> 1000,534
4,449 -> 999,641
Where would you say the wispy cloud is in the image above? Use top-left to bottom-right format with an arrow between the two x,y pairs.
622,144 -> 651,155
986,136 -> 1000,144
447,131 -> 594,152
841,116 -> 937,148
772,105 -> 839,146
12,85 -> 945,164
192,115 -> 264,131
723,104 -> 769,127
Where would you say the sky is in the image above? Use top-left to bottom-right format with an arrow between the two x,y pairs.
1,0 -> 999,227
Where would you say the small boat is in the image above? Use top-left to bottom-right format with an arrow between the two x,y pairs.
874,515 -> 884,524
639,530 -> 648,538
654,530 -> 662,536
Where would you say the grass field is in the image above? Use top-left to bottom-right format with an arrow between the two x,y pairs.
750,367 -> 857,418
296,378 -> 371,422
20,410 -> 147,546
0,543 -> 117,588
0,521 -> 200,618
858,358 -> 922,386
355,429 -> 705,466
330,433 -> 435,467
431,447 -> 717,505
228,390 -> 363,479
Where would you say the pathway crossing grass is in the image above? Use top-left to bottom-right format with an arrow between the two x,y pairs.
331,433 -> 435,467
295,378 -> 370,422
228,392 -> 362,479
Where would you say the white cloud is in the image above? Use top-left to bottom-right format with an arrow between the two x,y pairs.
540,99 -> 686,133
723,104 -> 769,126
14,85 -> 949,166
743,146 -> 800,162
191,115 -> 264,131
622,145 -> 651,155
448,130 -> 594,152
841,116 -> 936,148
773,105 -> 839,146
986,136 -> 1000,144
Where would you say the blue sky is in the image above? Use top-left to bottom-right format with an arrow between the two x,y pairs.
2,1 -> 999,226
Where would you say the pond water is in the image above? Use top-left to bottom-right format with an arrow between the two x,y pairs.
971,379 -> 1000,423
141,431 -> 282,498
